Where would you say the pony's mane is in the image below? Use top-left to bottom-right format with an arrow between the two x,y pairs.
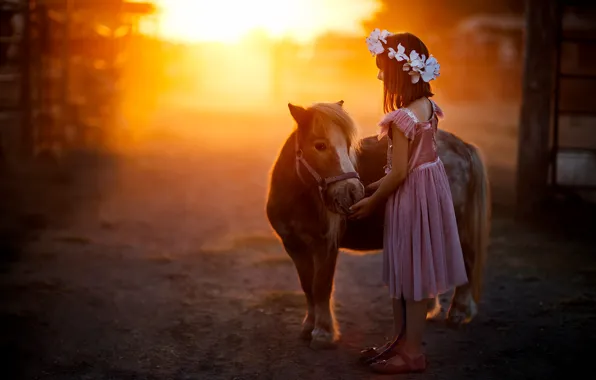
309,103 -> 360,151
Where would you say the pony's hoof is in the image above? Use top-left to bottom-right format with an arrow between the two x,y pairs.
447,302 -> 477,327
426,297 -> 442,321
299,324 -> 314,340
309,327 -> 338,350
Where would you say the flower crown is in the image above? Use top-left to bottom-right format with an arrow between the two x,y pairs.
365,28 -> 440,84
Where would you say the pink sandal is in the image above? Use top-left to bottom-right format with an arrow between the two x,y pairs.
369,352 -> 427,374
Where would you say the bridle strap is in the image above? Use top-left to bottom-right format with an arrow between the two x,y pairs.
294,133 -> 360,199
323,172 -> 361,187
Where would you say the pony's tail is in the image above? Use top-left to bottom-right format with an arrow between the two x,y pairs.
465,144 -> 491,303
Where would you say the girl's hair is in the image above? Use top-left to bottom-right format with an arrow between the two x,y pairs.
376,32 -> 434,113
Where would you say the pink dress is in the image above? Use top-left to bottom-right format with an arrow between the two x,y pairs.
378,100 -> 468,301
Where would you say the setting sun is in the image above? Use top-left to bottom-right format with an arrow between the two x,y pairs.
141,0 -> 381,43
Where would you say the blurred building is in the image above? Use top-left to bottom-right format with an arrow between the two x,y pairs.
441,14 -> 525,102
517,0 -> 596,214
0,0 -> 154,164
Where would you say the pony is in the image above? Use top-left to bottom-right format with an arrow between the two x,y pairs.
266,101 -> 490,350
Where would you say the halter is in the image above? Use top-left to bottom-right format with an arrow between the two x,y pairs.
294,133 -> 361,201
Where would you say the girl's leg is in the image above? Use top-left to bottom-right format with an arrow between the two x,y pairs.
360,297 -> 405,361
369,298 -> 429,373
402,299 -> 427,356
392,296 -> 405,341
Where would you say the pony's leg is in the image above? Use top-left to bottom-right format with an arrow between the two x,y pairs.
448,241 -> 478,325
447,283 -> 477,326
288,252 -> 315,340
447,143 -> 489,326
310,247 -> 340,350
426,295 -> 442,320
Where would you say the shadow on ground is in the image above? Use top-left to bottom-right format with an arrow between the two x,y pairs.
0,151 -> 118,378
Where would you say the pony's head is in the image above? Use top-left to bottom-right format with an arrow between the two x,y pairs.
288,100 -> 365,214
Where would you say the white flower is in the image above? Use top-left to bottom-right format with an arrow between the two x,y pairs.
387,47 -> 396,59
372,39 -> 441,83
369,28 -> 381,40
414,55 -> 441,83
421,55 -> 440,82
366,38 -> 384,55
409,70 -> 421,84
366,28 -> 392,56
409,50 -> 420,62
394,43 -> 408,61
409,50 -> 424,71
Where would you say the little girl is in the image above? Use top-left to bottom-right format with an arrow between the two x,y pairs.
349,30 -> 468,374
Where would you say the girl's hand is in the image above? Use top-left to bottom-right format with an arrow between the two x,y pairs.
348,197 -> 377,220
365,183 -> 379,196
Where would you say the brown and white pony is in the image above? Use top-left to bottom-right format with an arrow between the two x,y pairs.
266,101 -> 490,349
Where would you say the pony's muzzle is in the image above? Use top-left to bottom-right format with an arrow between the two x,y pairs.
348,180 -> 365,204
331,180 -> 365,214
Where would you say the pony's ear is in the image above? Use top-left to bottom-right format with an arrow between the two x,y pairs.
336,100 -> 344,107
288,103 -> 308,125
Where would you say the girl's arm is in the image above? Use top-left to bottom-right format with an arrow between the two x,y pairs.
366,176 -> 385,194
368,126 -> 409,207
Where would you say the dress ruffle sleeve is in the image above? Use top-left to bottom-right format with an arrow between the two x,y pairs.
378,109 -> 418,141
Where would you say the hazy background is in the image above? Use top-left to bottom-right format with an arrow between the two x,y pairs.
114,0 -> 524,208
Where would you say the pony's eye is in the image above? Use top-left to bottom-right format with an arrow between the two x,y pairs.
315,142 -> 327,151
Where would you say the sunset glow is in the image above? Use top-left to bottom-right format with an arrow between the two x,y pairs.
141,0 -> 381,44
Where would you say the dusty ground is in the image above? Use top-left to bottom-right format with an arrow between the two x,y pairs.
1,102 -> 596,379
